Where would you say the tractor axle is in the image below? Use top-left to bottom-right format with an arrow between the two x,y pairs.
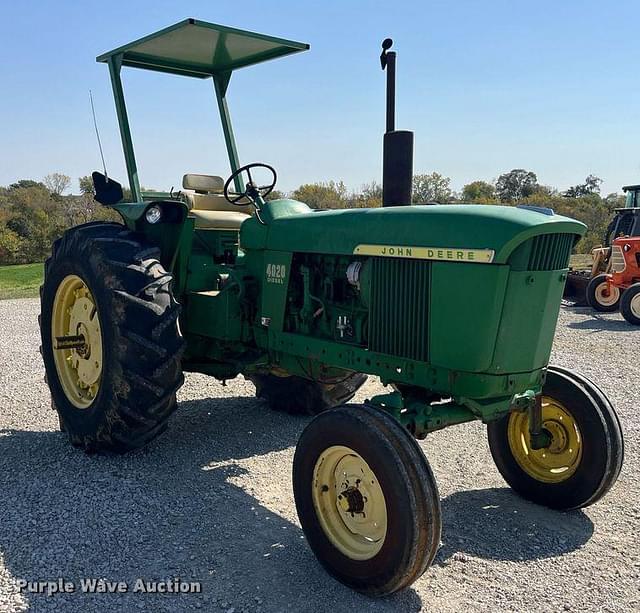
54,334 -> 87,352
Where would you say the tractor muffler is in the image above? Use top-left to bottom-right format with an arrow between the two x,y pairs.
380,38 -> 413,207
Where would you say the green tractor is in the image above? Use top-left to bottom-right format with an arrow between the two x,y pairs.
40,19 -> 623,595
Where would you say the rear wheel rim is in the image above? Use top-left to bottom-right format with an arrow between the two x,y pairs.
312,445 -> 387,560
630,292 -> 640,318
507,397 -> 583,483
595,282 -> 619,306
51,274 -> 103,409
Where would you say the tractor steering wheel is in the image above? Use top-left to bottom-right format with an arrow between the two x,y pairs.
223,163 -> 277,207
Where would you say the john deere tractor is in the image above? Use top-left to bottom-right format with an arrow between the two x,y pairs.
40,19 -> 623,595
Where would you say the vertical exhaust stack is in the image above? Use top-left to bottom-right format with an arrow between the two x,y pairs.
381,38 -> 414,207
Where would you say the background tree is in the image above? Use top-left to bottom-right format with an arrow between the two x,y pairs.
412,172 -> 453,204
8,180 -> 46,191
43,173 -> 71,197
0,169 -> 627,264
0,227 -> 21,263
603,192 -> 626,208
495,169 -> 538,202
67,175 -> 100,224
291,181 -> 348,209
265,189 -> 284,201
563,174 -> 603,198
461,180 -> 497,203
78,176 -> 94,195
348,181 -> 382,208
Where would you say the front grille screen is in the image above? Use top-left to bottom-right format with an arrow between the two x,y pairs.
610,246 -> 626,272
368,258 -> 430,362
527,234 -> 574,271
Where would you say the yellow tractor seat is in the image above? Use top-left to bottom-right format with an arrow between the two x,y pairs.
182,173 -> 252,230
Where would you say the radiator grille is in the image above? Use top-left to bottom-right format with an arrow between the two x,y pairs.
610,245 -> 626,272
368,258 -> 430,362
527,233 -> 574,271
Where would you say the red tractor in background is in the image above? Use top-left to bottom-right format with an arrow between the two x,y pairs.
587,234 -> 640,324
565,184 -> 640,315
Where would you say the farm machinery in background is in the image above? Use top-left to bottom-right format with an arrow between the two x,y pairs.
38,19 -> 623,596
565,184 -> 640,324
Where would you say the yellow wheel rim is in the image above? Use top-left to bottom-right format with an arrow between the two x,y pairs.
507,397 -> 582,483
51,274 -> 103,409
312,445 -> 387,561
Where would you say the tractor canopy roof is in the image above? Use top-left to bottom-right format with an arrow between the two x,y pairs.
97,18 -> 309,78
622,184 -> 640,192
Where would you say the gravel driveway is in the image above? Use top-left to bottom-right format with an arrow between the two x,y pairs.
0,299 -> 638,612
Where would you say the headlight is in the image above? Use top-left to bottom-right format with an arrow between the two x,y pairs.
145,205 -> 162,224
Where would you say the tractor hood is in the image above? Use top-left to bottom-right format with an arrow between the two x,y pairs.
241,200 -> 585,264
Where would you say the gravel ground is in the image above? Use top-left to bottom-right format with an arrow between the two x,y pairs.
0,298 -> 638,612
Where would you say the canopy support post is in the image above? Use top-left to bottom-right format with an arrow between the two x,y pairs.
213,72 -> 243,193
107,54 -> 142,202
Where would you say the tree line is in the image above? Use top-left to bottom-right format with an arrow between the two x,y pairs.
0,169 -> 624,265
290,169 -> 622,253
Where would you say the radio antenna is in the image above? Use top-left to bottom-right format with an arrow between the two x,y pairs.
89,90 -> 108,179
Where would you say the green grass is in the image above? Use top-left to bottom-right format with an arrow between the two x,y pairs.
0,263 -> 44,300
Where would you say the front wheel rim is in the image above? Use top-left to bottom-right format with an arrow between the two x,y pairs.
595,282 -> 620,306
51,274 -> 103,409
312,445 -> 388,560
507,398 -> 583,483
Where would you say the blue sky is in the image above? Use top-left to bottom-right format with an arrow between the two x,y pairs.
1,0 -> 639,196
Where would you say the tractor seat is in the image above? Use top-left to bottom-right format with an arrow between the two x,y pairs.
182,173 -> 251,230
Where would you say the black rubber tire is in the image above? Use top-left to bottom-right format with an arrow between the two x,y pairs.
487,367 -> 623,510
39,222 -> 184,454
293,403 -> 441,596
586,273 -> 621,312
547,366 -> 624,499
619,282 -> 640,325
248,372 -> 367,415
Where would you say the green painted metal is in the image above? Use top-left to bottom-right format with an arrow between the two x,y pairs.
107,56 -> 142,202
213,74 -> 242,192
96,18 -> 309,77
368,258 -> 430,362
367,391 -> 478,439
96,21 -> 588,435
98,20 -> 309,204
255,204 -> 584,261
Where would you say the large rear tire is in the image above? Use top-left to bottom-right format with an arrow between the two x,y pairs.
39,222 -> 184,453
487,367 -> 623,510
586,273 -> 620,312
293,404 -> 441,596
248,372 -> 367,415
619,282 -> 640,325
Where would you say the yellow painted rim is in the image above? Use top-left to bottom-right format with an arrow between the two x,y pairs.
51,275 -> 103,409
312,445 -> 388,561
507,397 -> 582,483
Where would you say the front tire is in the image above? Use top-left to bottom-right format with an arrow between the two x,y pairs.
620,282 -> 640,325
293,404 -> 441,596
487,367 -> 623,510
248,372 -> 367,415
40,222 -> 184,453
586,273 -> 620,312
